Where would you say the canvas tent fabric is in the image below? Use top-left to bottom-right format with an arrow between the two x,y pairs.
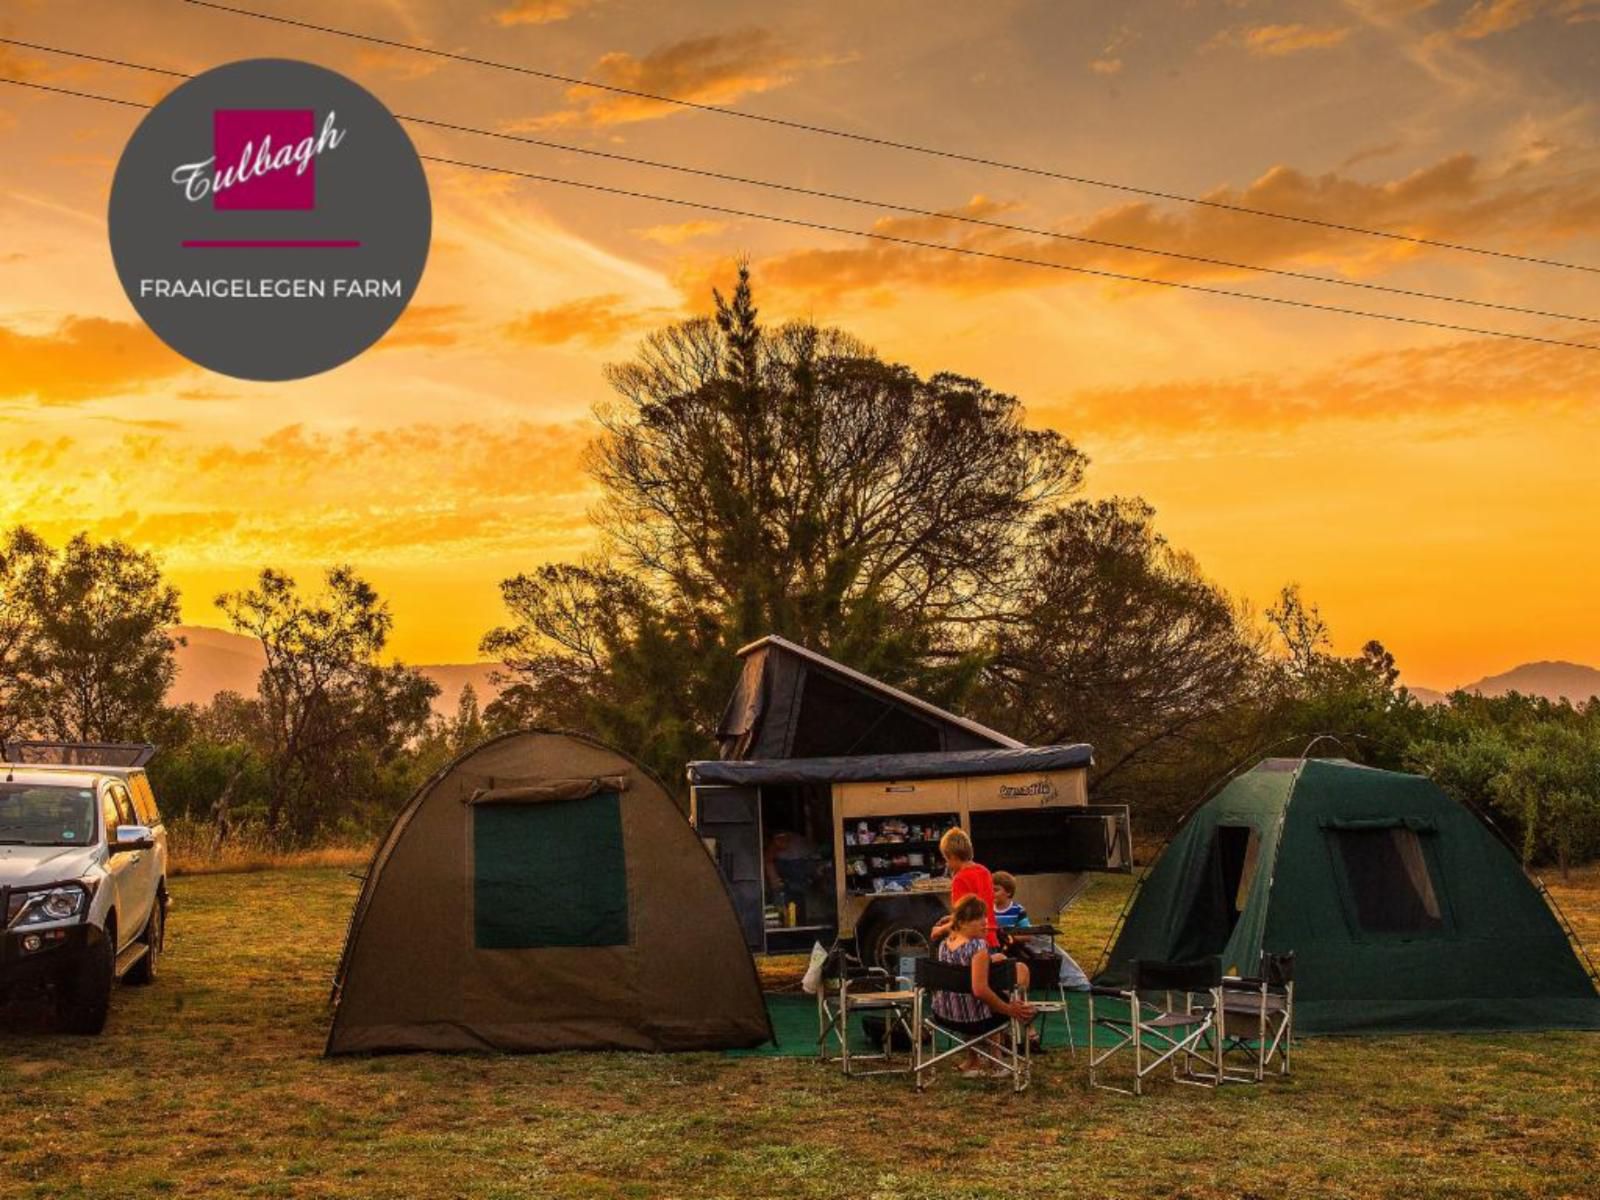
717,635 -> 1021,760
1098,758 -> 1600,1035
326,730 -> 773,1055
689,744 -> 1093,787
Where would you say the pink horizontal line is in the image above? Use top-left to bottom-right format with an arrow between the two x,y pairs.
181,239 -> 362,248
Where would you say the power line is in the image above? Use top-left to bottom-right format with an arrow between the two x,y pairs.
179,0 -> 1600,276
4,36 -> 1594,329
6,74 -> 1594,354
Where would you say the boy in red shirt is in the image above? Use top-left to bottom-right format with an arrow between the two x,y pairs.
932,827 -> 1000,948
931,831 -> 1031,983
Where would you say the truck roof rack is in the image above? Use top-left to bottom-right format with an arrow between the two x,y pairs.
0,740 -> 156,768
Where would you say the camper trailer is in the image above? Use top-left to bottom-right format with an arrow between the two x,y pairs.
692,637 -> 1130,967
689,746 -> 1130,967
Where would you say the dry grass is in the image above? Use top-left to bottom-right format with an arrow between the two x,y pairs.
1543,864 -> 1600,983
3,866 -> 1598,1199
164,818 -> 373,877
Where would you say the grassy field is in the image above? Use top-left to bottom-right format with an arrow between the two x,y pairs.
3,868 -> 1598,1200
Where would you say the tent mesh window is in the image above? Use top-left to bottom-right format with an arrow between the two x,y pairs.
789,672 -> 943,757
1329,826 -> 1445,934
473,793 -> 630,949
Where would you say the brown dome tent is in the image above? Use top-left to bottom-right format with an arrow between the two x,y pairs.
326,730 -> 773,1055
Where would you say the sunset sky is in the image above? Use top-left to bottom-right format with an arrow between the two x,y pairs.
2,0 -> 1598,690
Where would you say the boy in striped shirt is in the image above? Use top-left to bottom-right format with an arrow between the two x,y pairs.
992,871 -> 1091,991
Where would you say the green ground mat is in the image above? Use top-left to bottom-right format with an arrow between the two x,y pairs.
732,991 -> 1120,1057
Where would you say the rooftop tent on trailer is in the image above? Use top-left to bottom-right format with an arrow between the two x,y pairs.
326,730 -> 772,1055
1097,757 -> 1600,1034
717,635 -> 1020,761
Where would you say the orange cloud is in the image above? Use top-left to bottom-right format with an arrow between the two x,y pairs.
1454,0 -> 1596,38
493,0 -> 596,26
635,219 -> 729,245
0,317 -> 190,404
378,304 -> 466,350
523,29 -> 843,129
0,44 -> 42,81
351,47 -> 444,81
504,294 -> 670,347
1037,331 -> 1600,441
1,420 -> 602,574
705,153 -> 1600,303
1232,24 -> 1354,56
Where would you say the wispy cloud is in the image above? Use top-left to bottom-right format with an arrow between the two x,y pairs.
709,153 -> 1600,303
519,29 -> 847,129
1453,0 -> 1599,37
0,317 -> 190,404
0,420 -> 602,570
1039,331 -> 1600,442
492,0 -> 598,27
504,294 -> 672,347
634,219 -> 729,245
378,304 -> 467,350
1221,23 -> 1355,56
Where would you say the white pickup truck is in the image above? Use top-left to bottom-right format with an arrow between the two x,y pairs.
0,742 -> 168,1034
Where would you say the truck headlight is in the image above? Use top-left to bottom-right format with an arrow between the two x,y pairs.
10,885 -> 89,927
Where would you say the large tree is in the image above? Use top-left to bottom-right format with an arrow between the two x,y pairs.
0,529 -> 181,743
1256,584 -> 1426,769
975,498 -> 1264,818
218,567 -> 437,837
485,266 -> 1085,777
0,527 -> 50,741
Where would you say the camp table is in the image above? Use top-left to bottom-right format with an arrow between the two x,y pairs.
819,969 -> 919,1077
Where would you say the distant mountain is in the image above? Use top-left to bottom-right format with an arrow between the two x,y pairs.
166,625 -> 504,719
1458,661 -> 1600,705
167,625 -> 1593,717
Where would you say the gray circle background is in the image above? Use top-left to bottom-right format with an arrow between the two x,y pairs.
109,59 -> 431,382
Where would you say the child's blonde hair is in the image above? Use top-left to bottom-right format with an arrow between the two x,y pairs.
992,870 -> 1018,898
939,827 -> 973,863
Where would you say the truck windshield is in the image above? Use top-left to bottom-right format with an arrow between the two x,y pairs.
0,783 -> 98,846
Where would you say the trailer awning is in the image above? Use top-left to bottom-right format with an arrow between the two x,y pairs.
687,744 -> 1093,787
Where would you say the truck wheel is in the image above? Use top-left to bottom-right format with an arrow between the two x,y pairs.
58,929 -> 115,1035
124,897 -> 163,986
861,914 -> 933,974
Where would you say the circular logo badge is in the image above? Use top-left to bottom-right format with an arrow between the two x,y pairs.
109,58 -> 431,382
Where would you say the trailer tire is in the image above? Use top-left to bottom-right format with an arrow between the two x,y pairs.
857,900 -> 943,973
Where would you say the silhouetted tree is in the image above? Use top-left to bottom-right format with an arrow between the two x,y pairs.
0,528 -> 180,742
217,567 -> 436,837
976,498 -> 1263,816
486,265 -> 1084,782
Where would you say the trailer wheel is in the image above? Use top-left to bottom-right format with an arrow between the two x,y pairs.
859,910 -> 936,974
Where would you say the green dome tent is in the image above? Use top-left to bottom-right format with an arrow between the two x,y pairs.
1098,758 -> 1600,1034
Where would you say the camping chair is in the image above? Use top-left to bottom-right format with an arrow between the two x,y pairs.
1088,957 -> 1223,1096
817,946 -> 916,1077
1003,924 -> 1077,1060
1211,951 -> 1294,1083
911,957 -> 1031,1092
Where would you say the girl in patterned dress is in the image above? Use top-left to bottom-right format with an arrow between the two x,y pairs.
934,894 -> 1036,1074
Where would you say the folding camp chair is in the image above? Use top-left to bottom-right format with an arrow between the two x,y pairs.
817,947 -> 916,1077
1088,957 -> 1223,1096
1008,943 -> 1075,1060
1212,951 -> 1294,1083
911,957 -> 1031,1092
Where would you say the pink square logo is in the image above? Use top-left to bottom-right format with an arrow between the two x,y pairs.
213,109 -> 316,210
